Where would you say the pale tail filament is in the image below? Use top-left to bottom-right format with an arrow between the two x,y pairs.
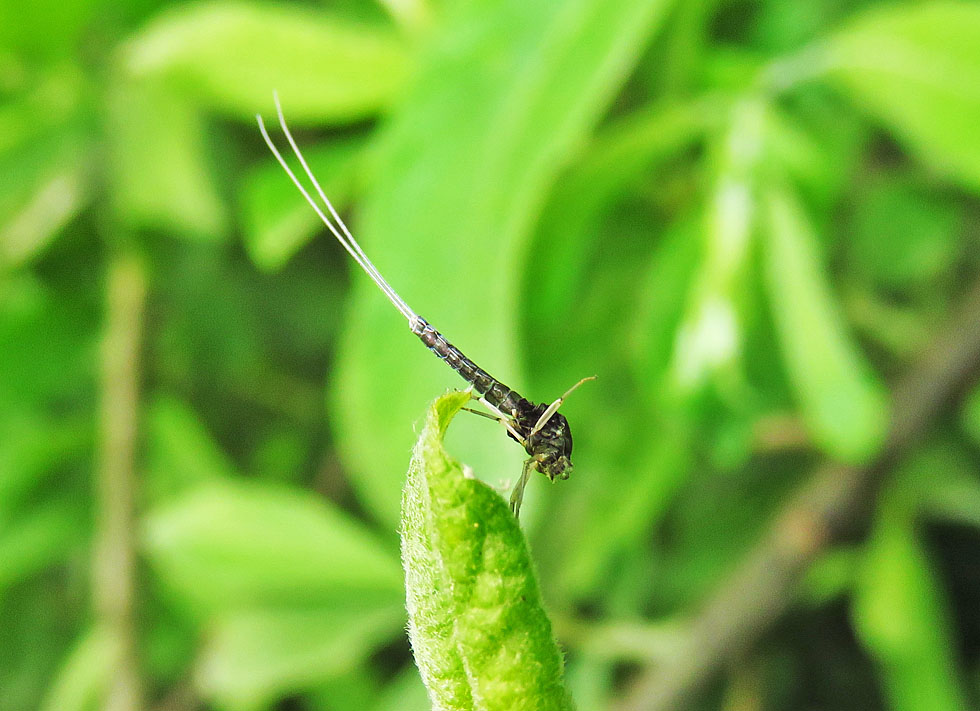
256,92 -> 419,326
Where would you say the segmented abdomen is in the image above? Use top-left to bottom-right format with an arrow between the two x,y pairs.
411,317 -> 521,414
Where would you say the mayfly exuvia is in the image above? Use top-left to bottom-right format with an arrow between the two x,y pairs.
257,94 -> 594,517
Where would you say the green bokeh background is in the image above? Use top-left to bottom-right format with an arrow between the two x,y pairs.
3,0 -> 980,709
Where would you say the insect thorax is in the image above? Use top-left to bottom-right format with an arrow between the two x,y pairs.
520,405 -> 573,481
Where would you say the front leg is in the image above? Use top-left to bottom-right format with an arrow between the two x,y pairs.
509,458 -> 537,517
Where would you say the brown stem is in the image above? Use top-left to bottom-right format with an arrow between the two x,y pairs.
94,250 -> 146,711
616,277 -> 980,711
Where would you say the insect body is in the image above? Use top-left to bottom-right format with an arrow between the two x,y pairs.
258,94 -> 593,516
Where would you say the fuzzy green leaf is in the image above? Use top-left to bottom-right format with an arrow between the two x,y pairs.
849,179 -> 961,290
0,409 -> 87,522
401,391 -> 572,711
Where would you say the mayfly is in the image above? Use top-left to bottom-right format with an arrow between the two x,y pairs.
257,94 -> 593,516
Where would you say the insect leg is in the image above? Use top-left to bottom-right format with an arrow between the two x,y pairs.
462,406 -> 525,442
530,375 -> 597,435
460,406 -> 499,421
459,389 -> 526,442
477,397 -> 527,445
509,458 -> 536,517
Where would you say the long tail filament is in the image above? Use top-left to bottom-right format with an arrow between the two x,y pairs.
256,92 -> 419,326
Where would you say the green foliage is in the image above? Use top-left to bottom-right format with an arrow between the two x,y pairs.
853,465 -> 968,711
962,385 -> 980,448
196,605 -> 405,710
849,178 -> 962,291
241,137 -> 364,271
401,391 -> 572,711
143,477 -> 405,708
762,183 -> 888,463
5,0 -> 980,709
144,480 -> 402,612
825,2 -> 980,191
333,0 -> 675,527
107,79 -> 228,240
39,626 -> 120,711
123,1 -> 411,123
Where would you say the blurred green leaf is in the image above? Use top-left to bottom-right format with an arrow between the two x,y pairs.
0,273 -> 96,410
826,1 -> 980,192
844,286 -> 934,359
366,665 -> 431,711
764,100 -> 861,214
853,483 -> 967,711
556,411 -> 692,598
107,79 -> 227,240
143,480 -> 402,613
0,0 -> 100,61
124,1 -> 411,124
145,395 -> 237,504
142,593 -> 198,690
905,440 -> 980,531
248,425 -> 309,485
534,219 -> 701,598
241,137 -> 364,272
849,178 -> 961,291
1,576 -> 84,710
39,626 -> 119,711
656,442 -> 803,607
0,410 -> 87,522
0,65 -> 87,154
960,381 -> 980,449
402,391 -> 572,711
753,0 -> 849,53
197,605 -> 404,711
670,98 -> 766,394
335,0 -> 677,527
308,673 -> 378,711
0,163 -> 89,270
564,655 -> 615,711
521,203 -> 699,598
799,546 -> 860,606
377,0 -> 433,33
925,469 -> 980,530
762,184 -> 888,463
634,217 -> 704,393
527,97 -> 716,333
0,499 -> 83,593
0,102 -> 92,269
